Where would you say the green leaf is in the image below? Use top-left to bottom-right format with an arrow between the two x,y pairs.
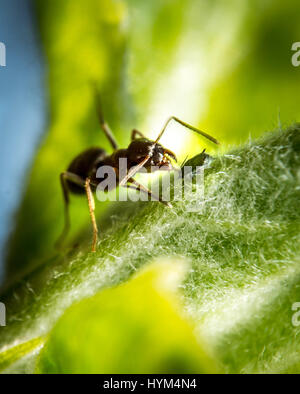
1,126 -> 300,373
36,261 -> 219,374
0,337 -> 44,373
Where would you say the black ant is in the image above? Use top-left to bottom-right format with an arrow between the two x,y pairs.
56,93 -> 219,252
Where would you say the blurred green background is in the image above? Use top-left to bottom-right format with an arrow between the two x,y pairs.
4,0 -> 300,281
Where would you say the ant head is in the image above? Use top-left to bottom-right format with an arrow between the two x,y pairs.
127,138 -> 177,171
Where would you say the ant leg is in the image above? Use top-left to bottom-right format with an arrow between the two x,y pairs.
119,154 -> 151,187
131,129 -> 146,140
125,178 -> 172,208
155,116 -> 220,145
56,172 -> 97,250
94,91 -> 119,150
85,178 -> 98,252
55,172 -> 71,249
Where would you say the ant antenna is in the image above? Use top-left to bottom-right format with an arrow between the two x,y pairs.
155,116 -> 220,145
92,84 -> 119,150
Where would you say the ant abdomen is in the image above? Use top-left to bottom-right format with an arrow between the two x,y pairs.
67,147 -> 107,194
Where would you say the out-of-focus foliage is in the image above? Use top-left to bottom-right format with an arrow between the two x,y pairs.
37,261 -> 219,374
126,0 -> 300,150
201,0 -> 300,144
1,127 -> 300,373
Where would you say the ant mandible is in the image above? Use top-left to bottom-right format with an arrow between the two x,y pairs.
56,92 -> 219,252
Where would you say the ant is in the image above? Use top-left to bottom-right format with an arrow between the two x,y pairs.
56,93 -> 219,252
